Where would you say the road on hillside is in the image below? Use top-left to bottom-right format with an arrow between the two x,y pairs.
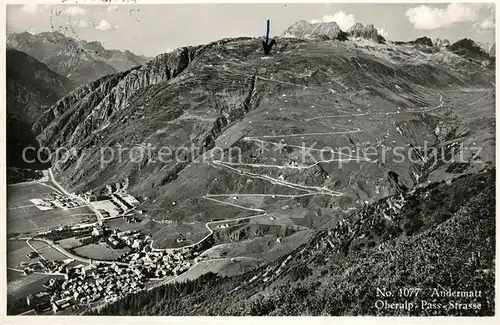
20,237 -> 128,267
48,168 -> 105,222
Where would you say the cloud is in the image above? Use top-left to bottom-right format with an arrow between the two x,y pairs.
21,4 -> 40,15
378,28 -> 389,38
474,19 -> 495,31
310,11 -> 356,30
78,20 -> 89,28
107,6 -> 119,12
406,3 -> 493,30
95,20 -> 113,31
64,6 -> 87,16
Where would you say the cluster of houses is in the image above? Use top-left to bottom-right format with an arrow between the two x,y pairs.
29,192 -> 81,211
106,229 -> 144,249
20,245 -> 207,315
125,246 -> 198,278
60,263 -> 146,308
30,262 -> 149,314
49,246 -> 200,312
21,193 -> 212,314
24,228 -> 202,313
18,258 -> 68,276
45,192 -> 82,209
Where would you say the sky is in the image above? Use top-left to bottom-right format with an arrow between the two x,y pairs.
6,2 -> 496,57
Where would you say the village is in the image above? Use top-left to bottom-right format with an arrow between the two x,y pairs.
24,229 -> 201,314
16,186 -> 207,315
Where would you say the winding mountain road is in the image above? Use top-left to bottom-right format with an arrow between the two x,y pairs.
147,87 -> 445,253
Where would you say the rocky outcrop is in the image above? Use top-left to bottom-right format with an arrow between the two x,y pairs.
448,38 -> 493,65
434,38 -> 450,48
395,36 -> 433,47
7,31 -> 151,85
282,20 -> 348,41
411,36 -> 433,47
346,23 -> 385,43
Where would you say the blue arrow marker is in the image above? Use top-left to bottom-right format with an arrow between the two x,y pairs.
262,19 -> 276,55
266,19 -> 270,44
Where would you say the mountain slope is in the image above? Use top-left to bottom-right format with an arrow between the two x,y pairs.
7,49 -> 76,170
7,31 -> 150,85
7,49 -> 75,124
448,38 -> 494,66
93,169 -> 495,316
34,34 -> 495,250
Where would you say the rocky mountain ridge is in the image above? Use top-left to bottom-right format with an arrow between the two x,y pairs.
282,20 -> 348,41
346,23 -> 385,43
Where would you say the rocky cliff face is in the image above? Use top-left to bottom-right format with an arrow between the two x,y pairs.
36,46 -> 197,149
7,31 -> 151,85
282,20 -> 348,41
346,23 -> 385,43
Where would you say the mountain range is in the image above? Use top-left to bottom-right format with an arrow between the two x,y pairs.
7,31 -> 151,85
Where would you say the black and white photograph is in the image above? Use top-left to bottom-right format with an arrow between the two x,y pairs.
2,0 -> 497,321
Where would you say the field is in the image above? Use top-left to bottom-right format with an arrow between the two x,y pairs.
7,239 -> 71,274
104,217 -> 150,232
29,240 -> 70,261
7,181 -> 97,235
145,220 -> 209,249
7,240 -> 67,304
73,243 -> 130,261
7,240 -> 35,270
57,237 -> 85,249
7,270 -> 64,301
